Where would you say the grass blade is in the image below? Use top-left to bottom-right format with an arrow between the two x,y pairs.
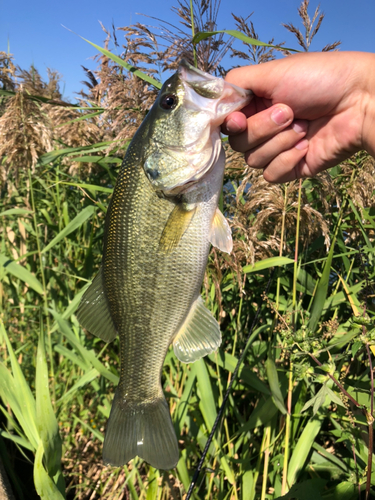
174,368 -> 196,432
75,34 -> 162,89
0,253 -> 43,295
59,181 -> 113,195
192,30 -> 299,53
0,88 -> 75,108
0,430 -> 34,451
145,467 -> 159,500
35,330 -> 63,478
38,141 -> 113,166
0,208 -> 33,217
50,309 -> 119,384
57,368 -> 100,403
287,417 -> 323,486
209,351 -> 270,395
0,364 -> 39,450
242,256 -> 294,274
33,441 -> 65,500
0,323 -> 39,450
266,357 -> 287,415
308,236 -> 336,332
42,205 -> 96,254
193,359 -> 234,484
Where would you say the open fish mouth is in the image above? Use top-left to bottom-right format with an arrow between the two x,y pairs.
178,59 -> 253,123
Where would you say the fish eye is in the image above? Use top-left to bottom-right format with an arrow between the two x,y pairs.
160,94 -> 178,110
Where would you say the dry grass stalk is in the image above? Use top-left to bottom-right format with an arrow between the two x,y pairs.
118,0 -> 232,75
347,155 -> 375,211
282,0 -> 341,53
18,65 -> 63,100
48,105 -> 103,175
0,52 -> 16,118
230,13 -> 283,65
166,0 -> 233,74
18,64 -> 104,174
0,51 -> 16,91
219,160 -> 338,278
339,153 -> 375,245
80,24 -> 158,155
225,167 -> 332,270
0,90 -> 53,185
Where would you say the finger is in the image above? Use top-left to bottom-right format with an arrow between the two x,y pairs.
221,98 -> 272,135
221,111 -> 248,135
245,120 -> 308,169
295,159 -> 319,179
228,104 -> 294,153
262,139 -> 309,183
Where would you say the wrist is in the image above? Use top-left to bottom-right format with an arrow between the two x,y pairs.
363,95 -> 375,158
361,54 -> 375,158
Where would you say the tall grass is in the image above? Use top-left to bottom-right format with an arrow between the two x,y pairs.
0,1 -> 374,499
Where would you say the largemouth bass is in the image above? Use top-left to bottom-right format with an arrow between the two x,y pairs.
77,60 -> 252,469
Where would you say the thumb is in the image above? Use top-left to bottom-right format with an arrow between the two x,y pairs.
225,63 -> 279,100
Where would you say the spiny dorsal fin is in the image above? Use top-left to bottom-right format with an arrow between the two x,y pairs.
209,207 -> 233,254
173,296 -> 221,363
76,267 -> 118,343
159,204 -> 196,253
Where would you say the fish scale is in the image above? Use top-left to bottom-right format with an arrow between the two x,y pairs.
104,146 -> 209,401
77,60 -> 252,469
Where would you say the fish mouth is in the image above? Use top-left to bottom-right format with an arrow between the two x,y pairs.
178,59 -> 253,112
178,60 -> 226,99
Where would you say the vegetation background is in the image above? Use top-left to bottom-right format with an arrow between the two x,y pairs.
0,1 -> 374,499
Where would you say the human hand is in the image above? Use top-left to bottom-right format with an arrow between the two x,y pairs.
222,52 -> 375,182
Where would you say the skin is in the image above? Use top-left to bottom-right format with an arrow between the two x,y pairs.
221,52 -> 375,183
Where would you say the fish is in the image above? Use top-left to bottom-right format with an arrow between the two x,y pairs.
77,60 -> 252,470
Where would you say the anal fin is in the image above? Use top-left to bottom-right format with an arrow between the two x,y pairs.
173,296 -> 221,363
76,267 -> 118,343
209,207 -> 233,254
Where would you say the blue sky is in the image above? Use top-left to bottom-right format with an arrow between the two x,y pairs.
1,0 -> 374,100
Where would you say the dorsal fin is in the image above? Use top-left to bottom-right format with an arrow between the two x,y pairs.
173,296 -> 221,363
77,267 -> 118,343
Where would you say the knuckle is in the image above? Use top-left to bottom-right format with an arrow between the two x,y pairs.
263,167 -> 278,183
245,150 -> 263,169
245,152 -> 256,168
247,124 -> 264,145
228,136 -> 241,152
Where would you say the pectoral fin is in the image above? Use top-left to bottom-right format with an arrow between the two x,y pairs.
209,207 -> 233,254
173,296 -> 221,363
159,204 -> 197,253
76,267 -> 118,342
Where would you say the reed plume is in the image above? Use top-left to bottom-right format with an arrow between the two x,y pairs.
0,90 -> 52,186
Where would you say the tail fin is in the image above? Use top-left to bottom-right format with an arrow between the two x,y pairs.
102,389 -> 179,470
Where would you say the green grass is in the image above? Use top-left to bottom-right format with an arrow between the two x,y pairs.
0,144 -> 374,500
